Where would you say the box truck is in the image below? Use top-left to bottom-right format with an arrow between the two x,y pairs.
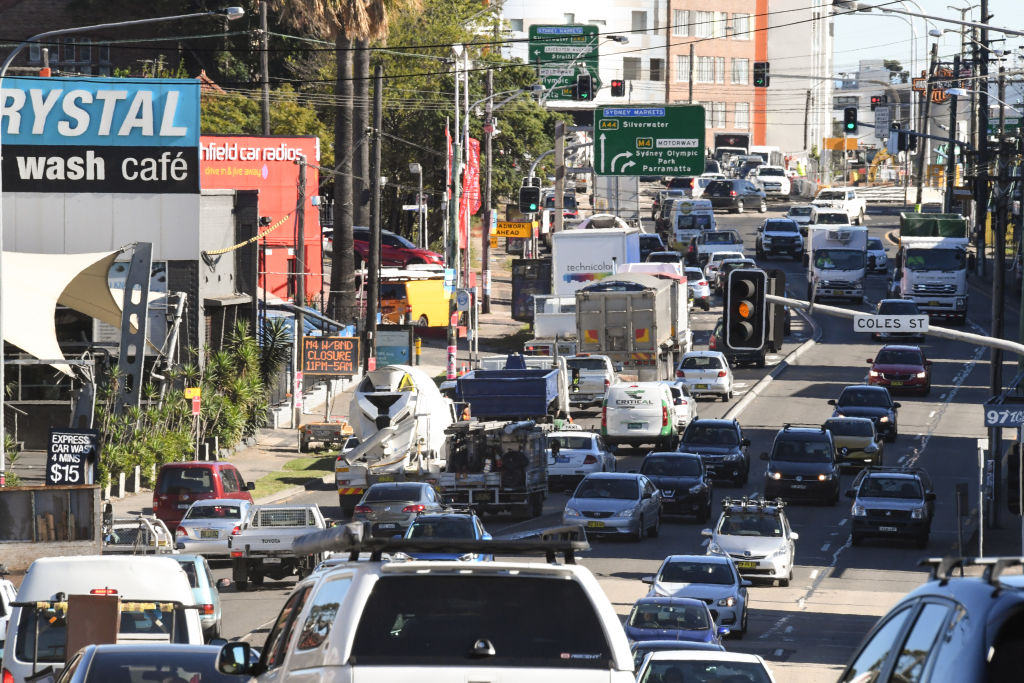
551,227 -> 641,297
891,212 -> 969,325
807,225 -> 868,303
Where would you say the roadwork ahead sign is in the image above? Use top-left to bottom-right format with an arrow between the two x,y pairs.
594,105 -> 705,177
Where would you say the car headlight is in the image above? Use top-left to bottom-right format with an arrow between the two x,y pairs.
916,371 -> 927,379
818,473 -> 832,481
911,507 -> 925,519
717,596 -> 736,607
616,507 -> 640,518
771,545 -> 789,558
724,452 -> 741,461
564,507 -> 581,518
864,444 -> 878,454
879,416 -> 890,423
868,370 -> 880,378
769,471 -> 782,480
852,504 -> 866,517
689,483 -> 705,494
708,542 -> 723,554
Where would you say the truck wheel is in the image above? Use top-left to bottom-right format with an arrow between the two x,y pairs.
530,492 -> 544,518
299,439 -> 310,453
235,579 -> 249,592
252,572 -> 264,587
340,494 -> 361,518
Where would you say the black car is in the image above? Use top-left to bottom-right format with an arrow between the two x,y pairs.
829,385 -> 901,442
639,452 -> 713,522
639,233 -> 667,262
846,466 -> 936,548
838,556 -> 1024,682
704,179 -> 767,214
760,426 -> 840,505
678,419 -> 750,486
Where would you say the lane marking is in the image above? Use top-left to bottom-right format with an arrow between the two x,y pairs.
774,648 -> 785,657
820,543 -> 830,552
784,625 -> 794,635
838,518 -> 848,526
809,569 -> 819,580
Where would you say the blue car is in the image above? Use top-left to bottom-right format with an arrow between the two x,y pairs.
174,555 -> 223,640
624,597 -> 728,645
401,511 -> 493,561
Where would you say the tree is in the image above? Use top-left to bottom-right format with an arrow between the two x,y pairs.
883,59 -> 903,74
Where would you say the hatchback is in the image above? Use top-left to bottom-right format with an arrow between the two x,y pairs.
401,511 -> 492,561
153,462 -> 254,529
636,650 -> 777,683
675,351 -> 734,402
546,430 -> 617,490
867,236 -> 889,272
563,472 -> 662,540
175,498 -> 252,557
684,266 -> 711,311
823,417 -> 883,470
643,554 -> 750,637
868,345 -> 932,395
173,554 -> 224,640
624,597 -> 726,644
630,640 -> 725,669
353,482 -> 445,537
353,227 -> 443,268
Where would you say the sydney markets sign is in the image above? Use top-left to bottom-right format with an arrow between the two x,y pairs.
0,76 -> 199,193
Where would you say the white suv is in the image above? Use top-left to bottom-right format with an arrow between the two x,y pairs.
702,497 -> 799,587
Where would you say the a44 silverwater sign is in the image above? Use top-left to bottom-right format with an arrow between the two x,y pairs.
0,76 -> 199,192
594,105 -> 705,177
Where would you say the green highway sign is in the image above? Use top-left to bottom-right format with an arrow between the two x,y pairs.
529,24 -> 602,101
988,116 -> 1021,135
594,105 -> 706,176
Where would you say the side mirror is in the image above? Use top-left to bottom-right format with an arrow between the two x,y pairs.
866,359 -> 874,364
790,531 -> 800,541
759,452 -> 770,461
701,528 -> 713,538
482,532 -> 493,541
245,482 -> 256,491
924,360 -> 933,366
741,438 -> 751,447
845,490 -> 855,498
642,576 -> 654,584
717,626 -> 732,636
925,492 -> 936,501
827,399 -> 837,406
893,402 -> 902,409
217,642 -> 253,675
740,580 -> 752,588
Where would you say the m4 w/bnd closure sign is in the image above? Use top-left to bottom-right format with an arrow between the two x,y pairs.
595,105 -> 705,177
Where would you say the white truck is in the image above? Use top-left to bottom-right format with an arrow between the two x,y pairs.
551,227 -> 641,297
335,365 -> 455,515
690,229 -> 744,267
807,225 -> 868,303
229,504 -> 330,591
812,187 -> 867,225
891,212 -> 970,325
748,165 -> 791,199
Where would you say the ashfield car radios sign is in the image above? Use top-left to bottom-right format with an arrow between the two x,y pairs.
46,427 -> 99,485
303,336 -> 359,376
853,314 -> 929,334
1,77 -> 199,192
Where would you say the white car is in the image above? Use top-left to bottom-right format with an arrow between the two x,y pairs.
786,204 -> 814,234
676,351 -> 734,402
705,251 -> 745,291
0,566 -> 16,656
636,650 -> 777,683
702,497 -> 798,587
643,554 -> 751,637
546,430 -> 617,491
663,381 -> 698,431
748,165 -> 791,198
684,266 -> 711,311
175,498 -> 254,557
867,236 -> 889,273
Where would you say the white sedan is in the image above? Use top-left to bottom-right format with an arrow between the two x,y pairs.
546,430 -> 617,491
684,266 -> 711,311
676,351 -> 734,402
664,381 -> 699,431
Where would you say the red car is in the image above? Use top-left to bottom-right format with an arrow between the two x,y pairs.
352,227 -> 443,268
153,461 -> 255,528
867,345 -> 932,396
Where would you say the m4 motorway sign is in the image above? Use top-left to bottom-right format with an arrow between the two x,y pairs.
594,105 -> 705,177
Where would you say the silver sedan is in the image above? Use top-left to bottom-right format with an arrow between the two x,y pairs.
174,498 -> 252,557
563,472 -> 662,541
353,482 -> 445,537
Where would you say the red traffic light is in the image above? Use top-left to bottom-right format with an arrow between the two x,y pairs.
611,79 -> 625,97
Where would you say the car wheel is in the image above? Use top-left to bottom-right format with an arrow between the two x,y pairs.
634,515 -> 646,542
851,532 -> 862,546
779,575 -> 790,588
886,429 -> 897,443
416,315 -> 429,327
831,486 -> 840,506
756,354 -> 766,368
738,608 -> 748,637
530,492 -> 544,518
921,384 -> 931,397
648,514 -> 661,538
916,533 -> 929,549
721,392 -> 730,403
793,252 -> 801,262
701,300 -> 710,312
759,199 -> 768,213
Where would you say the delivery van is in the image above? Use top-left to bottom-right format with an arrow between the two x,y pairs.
2,556 -> 204,683
668,199 -> 716,248
379,266 -> 451,327
602,382 -> 675,449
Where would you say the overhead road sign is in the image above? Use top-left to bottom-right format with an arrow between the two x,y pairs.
594,106 -> 705,177
529,25 -> 602,102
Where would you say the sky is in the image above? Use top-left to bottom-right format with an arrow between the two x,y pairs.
831,0 -> 1024,85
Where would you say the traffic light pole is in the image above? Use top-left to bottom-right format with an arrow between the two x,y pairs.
914,42 -> 939,209
943,55 -> 960,214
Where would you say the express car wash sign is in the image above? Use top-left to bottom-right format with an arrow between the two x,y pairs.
0,76 -> 199,193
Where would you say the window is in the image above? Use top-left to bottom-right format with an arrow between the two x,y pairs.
77,39 -> 91,63
262,586 -> 312,670
713,12 -> 728,38
632,11 -> 648,33
221,467 -> 239,493
840,607 -> 913,682
732,13 -> 751,39
696,57 -> 715,83
694,11 -> 713,38
732,58 -> 749,85
587,19 -> 606,26
297,576 -> 353,650
675,55 -> 690,82
29,43 -> 40,64
624,57 -> 641,81
62,39 -> 76,63
892,603 -> 950,681
712,102 -> 726,128
508,18 -> 523,32
735,102 -> 750,130
834,95 -> 859,110
673,9 -> 691,37
650,58 -> 664,82
716,57 -> 725,83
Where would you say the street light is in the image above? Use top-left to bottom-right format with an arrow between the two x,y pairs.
929,27 -> 1005,57
408,162 -> 425,249
0,6 -> 246,487
946,88 -> 1023,114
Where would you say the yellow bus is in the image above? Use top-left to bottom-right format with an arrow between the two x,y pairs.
379,266 -> 451,327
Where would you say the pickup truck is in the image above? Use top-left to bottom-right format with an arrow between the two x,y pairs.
564,354 -> 616,407
812,187 -> 867,225
688,229 -> 744,267
228,503 -> 331,591
748,165 -> 792,199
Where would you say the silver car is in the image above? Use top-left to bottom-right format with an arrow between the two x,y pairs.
563,472 -> 662,540
643,554 -> 751,637
702,498 -> 798,587
174,498 -> 252,557
353,482 -> 445,537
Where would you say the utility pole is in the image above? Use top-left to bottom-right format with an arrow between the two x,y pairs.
482,69 -> 493,314
914,42 -> 939,208
803,89 -> 811,152
293,154 -> 306,430
976,1 -> 991,278
688,43 -> 695,104
555,120 -> 565,236
365,64 -> 383,368
447,58 -> 463,380
944,54 -> 961,214
990,64 -> 1007,525
259,1 -> 269,135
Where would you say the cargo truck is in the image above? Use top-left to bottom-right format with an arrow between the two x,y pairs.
807,225 -> 868,303
551,227 -> 641,297
576,273 -> 692,382
890,212 -> 969,325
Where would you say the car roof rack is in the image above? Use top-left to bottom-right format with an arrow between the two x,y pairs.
862,465 -> 927,476
294,523 -> 590,564
919,556 -> 1024,589
720,496 -> 785,514
782,423 -> 826,432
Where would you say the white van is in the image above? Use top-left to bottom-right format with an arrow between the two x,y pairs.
2,556 -> 204,683
602,382 -> 675,449
669,199 -> 716,248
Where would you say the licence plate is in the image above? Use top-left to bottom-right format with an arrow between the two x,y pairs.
790,484 -> 807,489
376,474 -> 395,482
377,523 -> 398,529
628,422 -> 645,430
736,561 -> 756,569
891,381 -> 903,386
200,529 -> 219,539
474,491 -> 493,502
587,521 -> 605,528
695,384 -> 708,389
928,301 -> 940,306
177,503 -> 191,509
879,526 -> 898,532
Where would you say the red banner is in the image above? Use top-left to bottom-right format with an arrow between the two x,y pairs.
463,137 -> 480,214
445,124 -> 452,186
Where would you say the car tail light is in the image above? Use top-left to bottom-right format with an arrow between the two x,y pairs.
718,370 -> 727,377
402,504 -> 426,513
604,378 -> 610,388
231,525 -> 241,535
354,505 -> 372,514
202,603 -> 215,615
676,369 -> 684,377
583,454 -> 598,465
710,335 -> 718,350
699,280 -> 707,286
662,404 -> 669,427
730,190 -> 737,197
230,551 -> 243,558
4,668 -> 14,683
176,526 -> 188,537
90,588 -> 118,596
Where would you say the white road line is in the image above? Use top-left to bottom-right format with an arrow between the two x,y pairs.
774,648 -> 785,657
929,410 -> 936,418
809,569 -> 819,580
784,625 -> 794,634
820,543 -> 830,552
838,518 -> 847,526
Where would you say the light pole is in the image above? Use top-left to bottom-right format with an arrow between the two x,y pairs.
408,162 -> 424,248
0,6 -> 245,487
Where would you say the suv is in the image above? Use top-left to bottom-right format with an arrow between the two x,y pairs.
837,556 -> 1024,682
702,497 -> 798,587
703,179 -> 767,214
639,233 -> 667,262
678,419 -> 750,486
153,462 -> 255,529
755,218 -> 803,261
847,466 -> 936,548
761,426 -> 840,505
829,385 -> 901,442
748,165 -> 791,198
214,531 -> 636,682
352,227 -> 443,269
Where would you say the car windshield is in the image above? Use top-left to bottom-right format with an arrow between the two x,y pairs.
385,231 -> 416,249
711,253 -> 743,266
815,213 -> 850,225
766,221 -> 798,233
788,206 -> 812,217
868,238 -> 884,250
859,477 -> 923,499
719,512 -> 783,537
573,478 -> 639,500
683,424 -> 738,445
639,661 -> 772,683
407,518 -> 475,538
878,300 -> 920,315
550,436 -> 594,450
641,235 -> 665,247
629,604 -> 710,631
759,167 -> 785,176
824,419 -> 874,437
641,457 -> 701,477
773,439 -> 832,463
74,650 -> 241,683
875,349 -> 924,365
838,388 -> 890,408
659,561 -> 733,585
814,249 -> 865,270
905,248 -> 966,271
681,355 -> 723,370
566,358 -> 607,370
648,252 -> 682,263
686,268 -> 704,279
157,468 -> 214,495
704,233 -> 737,244
677,214 -> 713,231
184,504 -> 241,520
363,484 -> 424,502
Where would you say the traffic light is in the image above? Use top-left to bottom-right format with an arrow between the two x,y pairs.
575,74 -> 593,101
724,269 -> 768,351
843,107 -> 858,133
1008,443 -> 1022,515
518,184 -> 540,213
610,79 -> 625,97
907,131 -> 917,151
870,95 -> 882,111
753,61 -> 770,87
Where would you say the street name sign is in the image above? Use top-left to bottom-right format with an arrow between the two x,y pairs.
853,314 -> 929,334
594,106 -> 705,177
529,25 -> 601,101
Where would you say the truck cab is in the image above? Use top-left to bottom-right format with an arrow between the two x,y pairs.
807,225 -> 868,303
890,213 -> 970,325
